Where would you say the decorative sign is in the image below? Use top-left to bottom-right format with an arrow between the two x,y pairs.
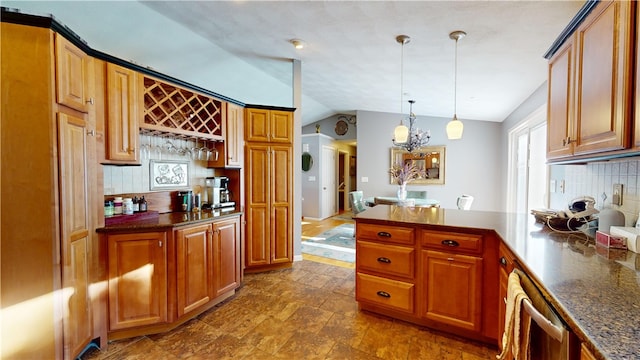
150,160 -> 190,190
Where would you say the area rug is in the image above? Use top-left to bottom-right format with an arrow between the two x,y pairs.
302,223 -> 355,263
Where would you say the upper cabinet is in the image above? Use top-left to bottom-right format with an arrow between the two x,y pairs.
547,1 -> 634,161
105,63 -> 140,164
245,108 -> 293,144
209,102 -> 244,168
55,33 -> 93,113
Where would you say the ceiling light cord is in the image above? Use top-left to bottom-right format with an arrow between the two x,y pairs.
453,35 -> 458,119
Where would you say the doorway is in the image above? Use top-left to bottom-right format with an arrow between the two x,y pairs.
338,151 -> 349,211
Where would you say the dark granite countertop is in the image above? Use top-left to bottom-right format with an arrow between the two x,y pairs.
96,209 -> 242,233
356,205 -> 640,360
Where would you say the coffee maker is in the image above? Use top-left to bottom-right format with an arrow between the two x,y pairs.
204,176 -> 235,211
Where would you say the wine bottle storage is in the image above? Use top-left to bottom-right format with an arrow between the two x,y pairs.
142,76 -> 224,140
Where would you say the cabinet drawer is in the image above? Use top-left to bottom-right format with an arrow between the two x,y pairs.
421,230 -> 482,254
357,240 -> 414,279
356,272 -> 414,313
357,223 -> 415,245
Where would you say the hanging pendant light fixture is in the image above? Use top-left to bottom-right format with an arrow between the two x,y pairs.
392,35 -> 431,152
446,30 -> 466,140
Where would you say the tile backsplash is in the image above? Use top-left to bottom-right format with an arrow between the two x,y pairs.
103,135 -> 215,196
550,157 -> 640,227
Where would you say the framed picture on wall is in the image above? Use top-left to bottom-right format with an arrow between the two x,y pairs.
150,160 -> 190,190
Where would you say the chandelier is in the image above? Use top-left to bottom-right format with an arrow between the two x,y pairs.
391,35 -> 431,153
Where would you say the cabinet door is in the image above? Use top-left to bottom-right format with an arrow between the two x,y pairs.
498,243 -> 516,354
176,223 -> 213,317
106,63 -> 139,163
547,37 -> 575,160
271,145 -> 293,263
55,34 -> 92,113
269,110 -> 293,143
108,232 -> 167,330
573,0 -> 632,155
214,217 -> 241,296
225,103 -> 244,167
245,144 -> 270,266
245,108 -> 270,142
422,250 -> 482,332
58,113 -> 93,358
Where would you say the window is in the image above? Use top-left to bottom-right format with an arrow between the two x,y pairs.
507,106 -> 548,214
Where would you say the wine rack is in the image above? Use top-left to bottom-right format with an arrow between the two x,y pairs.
142,76 -> 224,140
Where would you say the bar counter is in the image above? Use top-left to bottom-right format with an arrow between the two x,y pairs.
356,205 -> 640,360
97,209 -> 243,233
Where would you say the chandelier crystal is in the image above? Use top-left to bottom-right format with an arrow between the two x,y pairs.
391,35 -> 431,153
393,100 -> 431,153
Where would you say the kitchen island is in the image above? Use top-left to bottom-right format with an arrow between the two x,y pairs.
355,205 -> 640,360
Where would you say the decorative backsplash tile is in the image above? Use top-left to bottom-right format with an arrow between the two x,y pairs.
551,158 -> 640,227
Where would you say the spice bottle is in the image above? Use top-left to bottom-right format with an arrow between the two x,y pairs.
113,197 -> 123,215
123,198 -> 134,215
139,196 -> 147,212
104,200 -> 114,217
133,196 -> 140,213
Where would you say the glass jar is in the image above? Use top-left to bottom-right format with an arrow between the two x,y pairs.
104,200 -> 114,217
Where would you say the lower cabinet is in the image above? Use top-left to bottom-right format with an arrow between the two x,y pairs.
176,223 -> 214,318
107,231 -> 168,330
355,221 -> 493,343
105,214 -> 241,338
421,250 -> 482,332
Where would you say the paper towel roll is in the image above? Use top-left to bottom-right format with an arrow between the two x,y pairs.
598,209 -> 625,233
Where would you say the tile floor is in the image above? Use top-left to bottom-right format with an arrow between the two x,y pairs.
83,260 -> 497,359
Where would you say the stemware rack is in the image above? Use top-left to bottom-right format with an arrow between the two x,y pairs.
141,76 -> 224,141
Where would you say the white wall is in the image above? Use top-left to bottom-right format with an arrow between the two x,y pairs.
355,110 -> 502,211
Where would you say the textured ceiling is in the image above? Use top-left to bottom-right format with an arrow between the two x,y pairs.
142,1 -> 585,125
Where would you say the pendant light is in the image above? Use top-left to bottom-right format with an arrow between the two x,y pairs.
447,30 -> 466,140
392,35 -> 431,152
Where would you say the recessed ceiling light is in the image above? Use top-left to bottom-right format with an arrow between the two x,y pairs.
290,39 -> 305,49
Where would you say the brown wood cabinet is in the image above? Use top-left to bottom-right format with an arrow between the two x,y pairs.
105,62 -> 140,164
213,216 -> 242,296
547,0 -> 634,160
55,33 -> 93,113
245,108 -> 293,270
58,112 -> 94,358
176,223 -> 214,318
355,219 -> 497,344
105,214 -> 241,339
245,108 -> 293,143
210,102 -> 244,168
421,250 -> 482,332
107,231 -> 168,331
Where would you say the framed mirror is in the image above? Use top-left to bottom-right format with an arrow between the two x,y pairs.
390,146 -> 445,185
302,152 -> 314,172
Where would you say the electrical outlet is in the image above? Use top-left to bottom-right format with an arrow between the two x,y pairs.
613,183 -> 623,206
550,180 -> 557,193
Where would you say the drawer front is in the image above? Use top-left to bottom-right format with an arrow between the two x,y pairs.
357,240 -> 414,279
421,230 -> 482,254
357,223 -> 415,245
356,272 -> 414,313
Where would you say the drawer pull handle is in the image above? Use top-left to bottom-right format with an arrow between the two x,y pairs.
376,291 -> 391,298
441,239 -> 459,247
377,231 -> 391,238
377,257 -> 391,264
500,257 -> 507,266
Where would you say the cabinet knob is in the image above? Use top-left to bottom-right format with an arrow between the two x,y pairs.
377,231 -> 391,238
86,130 -> 96,137
159,240 -> 163,248
86,97 -> 94,105
441,239 -> 459,247
376,291 -> 391,298
500,257 -> 507,266
377,257 -> 391,264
